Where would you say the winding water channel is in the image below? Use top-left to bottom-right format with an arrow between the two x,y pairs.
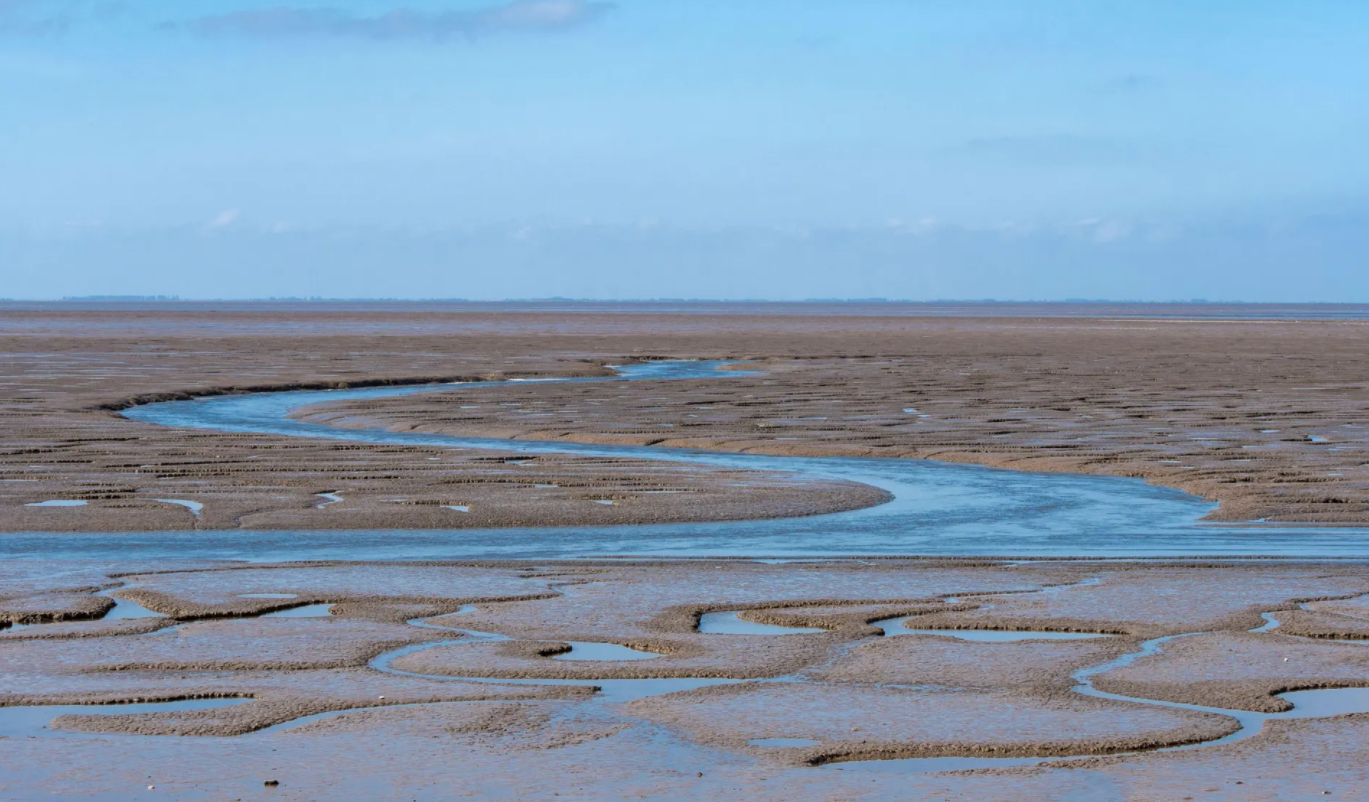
2,359 -> 1360,559
6,361 -> 1369,772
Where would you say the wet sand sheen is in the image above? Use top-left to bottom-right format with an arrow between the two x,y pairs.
109,360 -> 1369,557
8,564 -> 1369,777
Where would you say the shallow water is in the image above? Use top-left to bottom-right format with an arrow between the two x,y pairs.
0,699 -> 246,739
23,500 -> 86,507
835,632 -> 1369,773
698,611 -> 824,635
68,361 -> 1368,560
369,613 -> 735,703
830,755 -> 1049,773
1,586 -> 164,635
871,620 -> 1111,642
98,589 -> 166,620
11,360 -> 1369,768
315,492 -> 343,508
153,499 -> 203,517
14,590 -> 1369,771
445,675 -> 744,704
262,604 -> 334,618
550,641 -> 662,661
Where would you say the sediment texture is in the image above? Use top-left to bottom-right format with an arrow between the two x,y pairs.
3,558 -> 1369,799
3,303 -> 1367,530
298,314 -> 1369,523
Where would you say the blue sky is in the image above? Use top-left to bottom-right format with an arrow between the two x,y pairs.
2,0 -> 1367,300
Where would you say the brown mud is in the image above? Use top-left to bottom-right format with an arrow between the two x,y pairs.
2,303 -> 1368,531
3,558 -> 1369,799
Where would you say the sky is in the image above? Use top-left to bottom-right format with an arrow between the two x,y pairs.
2,0 -> 1367,301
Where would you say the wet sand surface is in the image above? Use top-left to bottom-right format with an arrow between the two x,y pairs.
3,303 -> 1368,532
3,558 -> 1369,799
308,337 -> 1369,525
5,303 -> 1369,799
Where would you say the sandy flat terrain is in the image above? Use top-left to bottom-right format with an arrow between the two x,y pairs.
5,302 -> 1369,796
1,303 -> 1366,531
3,558 -> 1369,800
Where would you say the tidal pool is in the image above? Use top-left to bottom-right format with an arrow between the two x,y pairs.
0,699 -> 247,739
262,604 -> 334,618
98,589 -> 165,620
698,611 -> 824,635
549,641 -> 662,661
869,618 -> 1113,641
153,499 -> 203,517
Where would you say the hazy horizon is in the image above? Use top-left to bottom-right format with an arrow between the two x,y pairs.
3,1 -> 1366,300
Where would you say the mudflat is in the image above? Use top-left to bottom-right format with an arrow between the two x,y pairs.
3,302 -> 1368,531
4,558 -> 1369,799
4,303 -> 1369,799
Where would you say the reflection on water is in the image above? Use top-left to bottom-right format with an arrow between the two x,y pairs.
0,358 -> 1354,562
98,590 -> 165,620
550,641 -> 661,661
698,611 -> 824,635
0,699 -> 247,739
869,617 -> 1112,642
262,604 -> 334,618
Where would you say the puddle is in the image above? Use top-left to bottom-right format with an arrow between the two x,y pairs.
255,700 -> 477,735
3,587 -> 166,635
98,589 -> 167,620
698,611 -> 824,635
443,505 -> 470,512
1279,687 -> 1369,718
750,737 -> 820,748
594,500 -> 614,506
23,500 -> 87,507
0,699 -> 248,739
837,632 -> 1369,774
153,499 -> 203,517
869,617 -> 1112,641
445,675 -> 742,704
262,604 -> 334,618
1041,577 -> 1102,593
830,755 -> 1049,773
9,590 -> 338,637
369,614 -> 737,704
316,492 -> 343,508
550,642 -> 662,661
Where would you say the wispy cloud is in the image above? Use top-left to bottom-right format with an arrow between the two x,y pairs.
165,1 -> 615,42
206,209 -> 240,229
0,0 -> 122,35
0,0 -> 73,35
